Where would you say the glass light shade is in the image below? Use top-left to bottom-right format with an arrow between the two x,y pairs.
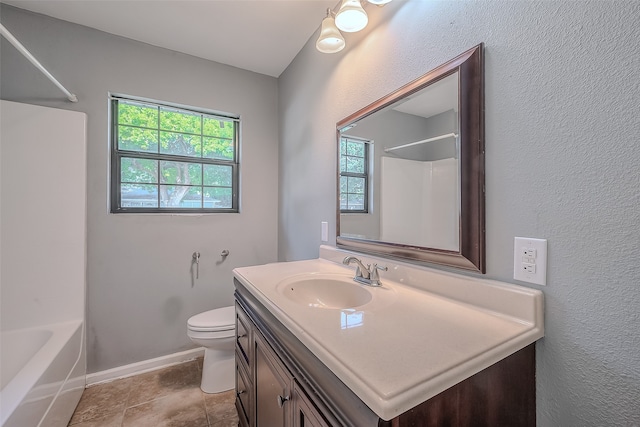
316,14 -> 345,53
367,0 -> 393,4
335,0 -> 368,33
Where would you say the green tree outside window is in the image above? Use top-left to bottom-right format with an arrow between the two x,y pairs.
111,97 -> 239,213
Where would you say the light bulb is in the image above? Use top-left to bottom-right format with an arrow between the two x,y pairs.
335,0 -> 368,33
367,0 -> 393,4
316,10 -> 345,54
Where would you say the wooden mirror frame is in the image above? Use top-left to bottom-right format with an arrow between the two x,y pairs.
336,44 -> 485,273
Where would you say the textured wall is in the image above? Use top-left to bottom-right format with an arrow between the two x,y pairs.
0,5 -> 279,373
279,1 -> 640,425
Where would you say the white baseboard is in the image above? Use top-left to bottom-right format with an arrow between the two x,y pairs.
86,347 -> 205,387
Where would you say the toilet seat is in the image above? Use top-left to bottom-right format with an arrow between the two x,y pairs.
187,306 -> 235,332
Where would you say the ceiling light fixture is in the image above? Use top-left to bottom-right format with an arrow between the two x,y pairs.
316,9 -> 346,54
335,0 -> 368,33
316,0 -> 393,54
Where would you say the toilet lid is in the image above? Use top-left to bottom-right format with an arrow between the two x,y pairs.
188,306 -> 235,332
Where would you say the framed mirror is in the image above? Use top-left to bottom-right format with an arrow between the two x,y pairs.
336,44 -> 485,272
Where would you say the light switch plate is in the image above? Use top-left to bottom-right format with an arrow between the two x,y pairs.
513,237 -> 547,286
321,221 -> 329,242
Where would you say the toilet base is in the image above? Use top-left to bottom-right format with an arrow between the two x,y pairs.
200,348 -> 234,393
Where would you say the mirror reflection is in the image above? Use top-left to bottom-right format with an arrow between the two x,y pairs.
339,71 -> 460,251
336,44 -> 484,272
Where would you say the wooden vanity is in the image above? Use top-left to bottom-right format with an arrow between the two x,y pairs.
233,247 -> 543,426
236,280 -> 535,427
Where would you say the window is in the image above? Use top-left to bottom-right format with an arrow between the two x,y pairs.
110,96 -> 239,213
339,136 -> 370,213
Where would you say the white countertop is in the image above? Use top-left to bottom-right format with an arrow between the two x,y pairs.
233,246 -> 544,421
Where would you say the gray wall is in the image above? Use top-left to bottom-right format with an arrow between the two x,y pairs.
0,5 -> 279,373
357,108 -> 457,161
279,1 -> 640,426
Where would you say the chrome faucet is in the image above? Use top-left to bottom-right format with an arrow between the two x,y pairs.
342,256 -> 387,287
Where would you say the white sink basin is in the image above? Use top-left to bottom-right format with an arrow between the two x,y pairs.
276,274 -> 372,309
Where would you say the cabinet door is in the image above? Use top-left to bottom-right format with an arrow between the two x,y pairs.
292,382 -> 330,427
255,332 -> 292,427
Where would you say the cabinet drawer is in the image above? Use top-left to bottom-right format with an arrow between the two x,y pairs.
236,360 -> 252,427
236,303 -> 251,367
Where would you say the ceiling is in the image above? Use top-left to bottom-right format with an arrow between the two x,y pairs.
1,0 -> 337,77
393,72 -> 459,119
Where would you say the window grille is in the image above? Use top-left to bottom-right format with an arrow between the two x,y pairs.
339,136 -> 370,213
110,96 -> 239,213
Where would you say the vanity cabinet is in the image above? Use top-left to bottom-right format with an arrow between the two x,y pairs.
236,297 -> 331,427
235,279 -> 535,426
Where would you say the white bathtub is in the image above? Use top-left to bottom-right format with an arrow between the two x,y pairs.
0,320 -> 85,427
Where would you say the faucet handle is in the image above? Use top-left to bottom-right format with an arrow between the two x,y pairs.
370,264 -> 387,284
374,264 -> 388,272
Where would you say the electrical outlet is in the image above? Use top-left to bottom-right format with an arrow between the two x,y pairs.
321,221 -> 328,242
513,237 -> 547,285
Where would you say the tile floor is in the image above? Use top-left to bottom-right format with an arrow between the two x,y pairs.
68,358 -> 238,427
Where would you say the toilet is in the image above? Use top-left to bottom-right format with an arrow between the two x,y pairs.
187,306 -> 236,393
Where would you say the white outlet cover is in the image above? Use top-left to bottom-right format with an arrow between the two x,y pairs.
513,237 -> 547,286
